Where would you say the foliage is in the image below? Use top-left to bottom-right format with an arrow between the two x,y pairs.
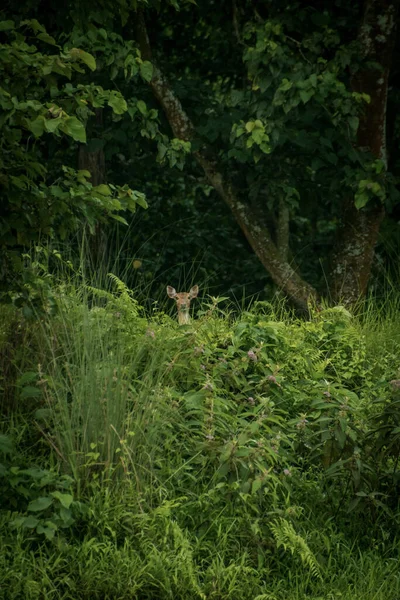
270,517 -> 322,580
1,275 -> 400,596
0,435 -> 85,541
0,19 -> 148,300
2,0 -> 400,596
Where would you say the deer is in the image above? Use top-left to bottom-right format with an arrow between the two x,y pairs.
167,285 -> 199,325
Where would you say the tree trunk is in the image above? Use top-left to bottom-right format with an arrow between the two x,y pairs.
136,12 -> 316,310
331,0 -> 398,303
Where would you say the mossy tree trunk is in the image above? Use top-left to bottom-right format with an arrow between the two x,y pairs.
331,0 -> 398,303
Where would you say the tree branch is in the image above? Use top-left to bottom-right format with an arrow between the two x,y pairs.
136,11 -> 316,309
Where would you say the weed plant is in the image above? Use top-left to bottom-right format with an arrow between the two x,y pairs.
1,272 -> 400,599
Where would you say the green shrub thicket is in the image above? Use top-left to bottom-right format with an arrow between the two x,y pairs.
1,280 -> 400,599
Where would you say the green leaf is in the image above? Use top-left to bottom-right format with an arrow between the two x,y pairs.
0,20 -> 15,31
252,129 -> 265,144
157,143 -> 168,161
354,191 -> 369,209
37,32 -> 57,46
28,496 -> 53,512
60,117 -> 86,143
0,434 -> 13,455
299,89 -> 314,104
69,48 -> 96,71
29,116 -> 46,137
37,525 -> 56,539
23,19 -> 45,32
108,92 -> 128,115
17,371 -> 37,386
51,491 -> 73,509
21,386 -> 41,399
137,100 -> 147,115
132,191 -> 148,209
22,515 -> 40,528
348,116 -> 359,133
112,215 -> 129,225
50,185 -> 65,197
94,184 -> 112,196
139,61 -> 153,82
279,78 -> 292,92
59,507 -> 74,525
44,117 -> 63,133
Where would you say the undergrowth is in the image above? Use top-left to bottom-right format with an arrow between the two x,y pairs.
1,276 -> 400,599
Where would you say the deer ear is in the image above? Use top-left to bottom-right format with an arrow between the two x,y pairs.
167,286 -> 177,298
189,285 -> 199,299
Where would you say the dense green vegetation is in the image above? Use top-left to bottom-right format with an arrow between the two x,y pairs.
2,278 -> 400,598
1,0 -> 400,598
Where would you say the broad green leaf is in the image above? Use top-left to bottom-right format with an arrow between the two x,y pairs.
348,116 -> 359,133
44,117 -> 63,133
94,184 -> 112,196
50,185 -> 65,197
108,93 -> 128,115
131,191 -> 148,208
51,491 -> 73,509
28,496 -> 53,512
21,386 -> 41,399
37,32 -> 57,46
0,20 -> 15,31
60,117 -> 86,143
157,143 -> 168,161
29,116 -> 46,137
279,78 -> 292,92
23,18 -> 45,32
17,371 -> 37,386
37,525 -> 56,539
10,516 -> 26,528
354,191 -> 369,209
77,169 -> 91,178
309,73 -> 318,87
252,129 -> 264,144
22,515 -> 40,528
69,48 -> 96,71
140,61 -> 153,82
59,507 -> 74,525
34,408 -> 52,420
137,100 -> 147,115
299,89 -> 314,103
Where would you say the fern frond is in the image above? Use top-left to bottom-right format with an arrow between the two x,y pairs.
85,285 -> 115,301
107,273 -> 132,297
270,518 -> 322,580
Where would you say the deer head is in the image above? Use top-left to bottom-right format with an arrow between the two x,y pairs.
167,285 -> 199,325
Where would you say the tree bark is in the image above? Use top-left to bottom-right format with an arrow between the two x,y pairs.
331,0 -> 398,303
136,12 -> 316,310
276,197 -> 290,262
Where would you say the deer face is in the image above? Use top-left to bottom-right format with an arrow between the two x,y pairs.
167,285 -> 199,324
